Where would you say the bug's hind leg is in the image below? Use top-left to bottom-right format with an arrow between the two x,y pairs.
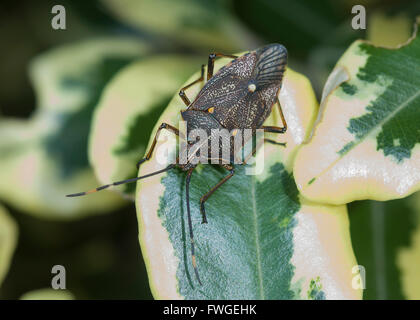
179,64 -> 205,106
260,126 -> 287,148
276,97 -> 288,133
264,139 -> 286,147
265,97 -> 288,133
136,123 -> 182,169
207,53 -> 237,81
199,164 -> 235,224
260,99 -> 288,144
261,126 -> 287,134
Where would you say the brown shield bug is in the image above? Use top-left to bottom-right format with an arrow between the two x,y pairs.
67,44 -> 288,285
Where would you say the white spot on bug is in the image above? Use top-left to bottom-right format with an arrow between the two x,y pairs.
248,83 -> 256,92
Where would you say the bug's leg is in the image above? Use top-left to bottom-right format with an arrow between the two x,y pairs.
261,126 -> 286,133
260,98 -> 288,136
136,123 -> 183,169
259,125 -> 288,150
179,64 -> 205,106
273,97 -> 288,133
199,164 -> 235,224
260,125 -> 288,146
207,53 -> 238,81
185,167 -> 202,285
263,138 -> 286,147
262,97 -> 288,134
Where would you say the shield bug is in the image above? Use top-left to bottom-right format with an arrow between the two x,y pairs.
67,43 -> 288,285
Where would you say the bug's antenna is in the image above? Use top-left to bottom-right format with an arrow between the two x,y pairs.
66,164 -> 176,197
186,167 -> 202,286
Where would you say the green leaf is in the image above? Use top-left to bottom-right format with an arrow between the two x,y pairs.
294,18 -> 420,204
339,14 -> 420,301
20,288 -> 74,300
0,204 -> 18,286
101,0 -> 257,52
88,55 -> 202,198
0,38 -> 148,218
135,60 -> 360,299
349,193 -> 420,299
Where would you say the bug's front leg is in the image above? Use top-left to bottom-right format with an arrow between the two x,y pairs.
199,164 -> 235,224
136,123 -> 183,169
179,64 -> 205,106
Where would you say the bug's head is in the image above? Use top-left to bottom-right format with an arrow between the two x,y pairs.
253,43 -> 288,89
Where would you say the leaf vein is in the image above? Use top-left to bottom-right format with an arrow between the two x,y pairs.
251,177 -> 265,299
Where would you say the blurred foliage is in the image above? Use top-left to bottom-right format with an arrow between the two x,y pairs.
349,195 -> 420,299
0,205 -> 18,286
233,0 -> 420,94
20,288 -> 74,300
1,205 -> 153,299
0,0 -> 419,299
0,38 -> 145,218
100,0 -> 259,52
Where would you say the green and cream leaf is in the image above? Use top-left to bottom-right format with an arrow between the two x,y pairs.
0,38 -> 147,218
294,20 -> 420,204
0,204 -> 18,286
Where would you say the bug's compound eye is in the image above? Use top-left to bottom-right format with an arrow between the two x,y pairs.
207,107 -> 215,113
247,81 -> 257,93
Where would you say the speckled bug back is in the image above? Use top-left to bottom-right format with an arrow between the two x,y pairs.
186,44 -> 288,130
